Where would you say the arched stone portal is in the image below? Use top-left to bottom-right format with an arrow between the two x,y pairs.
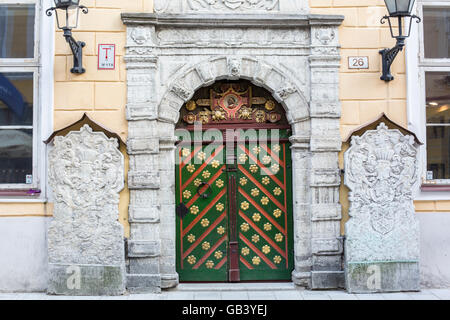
122,7 -> 344,293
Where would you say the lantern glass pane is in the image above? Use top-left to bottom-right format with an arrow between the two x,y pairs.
384,0 -> 397,15
55,5 -> 79,29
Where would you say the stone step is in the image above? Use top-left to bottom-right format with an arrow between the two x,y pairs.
174,282 -> 302,292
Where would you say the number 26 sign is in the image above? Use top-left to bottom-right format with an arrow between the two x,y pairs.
348,56 -> 369,69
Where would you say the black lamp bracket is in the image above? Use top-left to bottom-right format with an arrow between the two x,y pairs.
379,14 -> 421,81
46,5 -> 88,74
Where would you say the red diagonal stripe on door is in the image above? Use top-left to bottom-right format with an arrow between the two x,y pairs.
181,145 -> 225,190
185,165 -> 225,208
215,257 -> 228,270
240,256 -> 254,270
182,211 -> 227,259
240,211 -> 286,259
193,235 -> 227,270
239,233 -> 277,270
239,187 -> 286,236
182,188 -> 227,237
238,144 -> 285,191
238,165 -> 286,213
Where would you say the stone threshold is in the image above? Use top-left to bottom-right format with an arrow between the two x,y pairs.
173,282 -> 302,292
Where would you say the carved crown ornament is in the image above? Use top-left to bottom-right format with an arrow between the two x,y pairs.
178,81 -> 286,127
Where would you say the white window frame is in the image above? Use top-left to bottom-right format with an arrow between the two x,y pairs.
0,0 -> 54,201
407,0 -> 450,200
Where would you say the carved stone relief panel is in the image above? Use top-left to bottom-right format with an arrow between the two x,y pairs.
47,125 -> 125,295
344,123 -> 420,293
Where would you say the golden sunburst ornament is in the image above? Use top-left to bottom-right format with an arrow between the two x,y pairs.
186,164 -> 195,173
240,201 -> 250,211
251,188 -> 260,197
262,245 -> 271,254
273,208 -> 282,218
238,153 -> 248,163
265,100 -> 276,111
186,100 -> 197,111
252,256 -> 261,265
201,218 -> 210,227
261,197 -> 269,205
183,190 -> 192,199
194,178 -> 202,187
273,187 -> 282,196
181,148 -> 191,157
187,255 -> 196,265
252,213 -> 261,222
190,205 -> 199,215
217,226 -> 225,235
187,234 -> 196,243
271,164 -> 280,174
211,160 -> 220,168
241,223 -> 250,232
214,251 -> 223,259
262,155 -> 272,165
202,242 -> 211,250
216,179 -> 224,188
216,203 -> 224,212
205,260 -> 215,269
264,223 -> 272,231
275,233 -> 284,242
202,170 -> 211,179
197,151 -> 206,161
241,247 -> 250,256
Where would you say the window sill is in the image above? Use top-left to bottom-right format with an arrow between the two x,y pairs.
421,184 -> 450,192
0,189 -> 42,197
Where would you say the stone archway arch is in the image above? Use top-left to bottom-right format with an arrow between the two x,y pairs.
157,56 -> 310,126
122,12 -> 344,293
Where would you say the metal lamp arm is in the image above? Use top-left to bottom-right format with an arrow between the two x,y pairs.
379,15 -> 421,82
63,28 -> 86,74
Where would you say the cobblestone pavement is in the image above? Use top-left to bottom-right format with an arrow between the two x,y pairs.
1,283 -> 449,300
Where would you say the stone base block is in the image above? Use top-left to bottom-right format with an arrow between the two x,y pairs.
47,263 -> 125,296
126,274 -> 161,293
311,271 -> 345,289
346,261 -> 420,293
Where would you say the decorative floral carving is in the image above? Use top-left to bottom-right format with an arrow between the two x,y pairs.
48,125 -> 124,265
315,28 -> 336,45
187,0 -> 280,11
344,122 -> 420,262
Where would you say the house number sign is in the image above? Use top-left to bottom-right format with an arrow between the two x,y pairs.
348,56 -> 369,69
98,44 -> 116,70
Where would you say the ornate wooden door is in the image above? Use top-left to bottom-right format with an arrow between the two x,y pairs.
236,129 -> 294,281
175,81 -> 294,282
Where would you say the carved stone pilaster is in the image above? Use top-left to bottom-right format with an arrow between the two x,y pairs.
47,125 -> 125,296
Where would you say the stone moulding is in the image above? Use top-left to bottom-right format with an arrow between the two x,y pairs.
344,122 -> 421,293
122,11 -> 344,292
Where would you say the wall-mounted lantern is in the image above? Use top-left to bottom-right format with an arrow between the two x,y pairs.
380,0 -> 421,81
46,0 -> 88,74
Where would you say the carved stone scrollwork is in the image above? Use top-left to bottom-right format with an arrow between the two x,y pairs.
344,123 -> 420,293
47,125 -> 125,295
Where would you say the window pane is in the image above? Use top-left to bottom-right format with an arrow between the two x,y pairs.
427,126 -> 450,180
425,72 -> 450,124
0,4 -> 35,59
0,129 -> 33,184
423,8 -> 450,59
0,72 -> 33,126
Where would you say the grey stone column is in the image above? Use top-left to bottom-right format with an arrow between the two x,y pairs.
308,21 -> 344,289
